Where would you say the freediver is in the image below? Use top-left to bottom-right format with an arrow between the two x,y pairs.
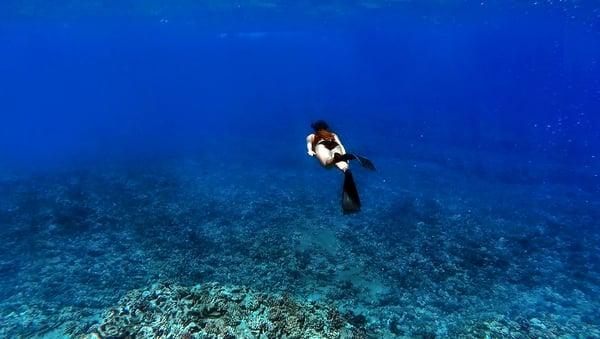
306,120 -> 375,214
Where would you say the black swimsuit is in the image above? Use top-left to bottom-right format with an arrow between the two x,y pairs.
318,139 -> 339,150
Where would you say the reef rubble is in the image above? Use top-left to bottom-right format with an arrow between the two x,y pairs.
2,155 -> 599,337
86,282 -> 367,338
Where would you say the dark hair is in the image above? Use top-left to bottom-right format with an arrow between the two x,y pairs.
311,120 -> 330,132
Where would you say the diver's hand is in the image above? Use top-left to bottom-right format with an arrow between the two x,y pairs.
307,151 -> 316,157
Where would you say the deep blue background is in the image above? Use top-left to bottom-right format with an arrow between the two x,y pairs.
1,3 -> 600,336
1,2 -> 598,188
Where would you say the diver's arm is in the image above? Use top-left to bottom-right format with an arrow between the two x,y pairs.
306,134 -> 316,156
333,134 -> 347,154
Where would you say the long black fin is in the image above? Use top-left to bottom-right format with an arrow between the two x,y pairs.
355,155 -> 376,171
342,170 -> 361,214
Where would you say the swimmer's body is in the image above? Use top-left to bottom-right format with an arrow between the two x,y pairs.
305,120 -> 375,214
306,120 -> 350,172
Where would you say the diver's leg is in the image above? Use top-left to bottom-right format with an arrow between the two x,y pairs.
332,146 -> 350,172
333,153 -> 356,163
335,160 -> 349,172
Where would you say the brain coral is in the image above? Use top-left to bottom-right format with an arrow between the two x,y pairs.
87,282 -> 367,338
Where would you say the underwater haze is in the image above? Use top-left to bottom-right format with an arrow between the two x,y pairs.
1,1 -> 599,337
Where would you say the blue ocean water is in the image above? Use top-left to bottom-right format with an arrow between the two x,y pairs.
1,1 -> 599,337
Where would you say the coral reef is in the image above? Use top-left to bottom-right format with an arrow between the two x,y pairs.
1,148 -> 599,337
88,282 -> 366,338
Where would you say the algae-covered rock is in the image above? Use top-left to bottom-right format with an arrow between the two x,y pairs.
87,282 -> 366,338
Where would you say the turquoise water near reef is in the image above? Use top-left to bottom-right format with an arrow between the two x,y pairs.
1,1 -> 599,337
